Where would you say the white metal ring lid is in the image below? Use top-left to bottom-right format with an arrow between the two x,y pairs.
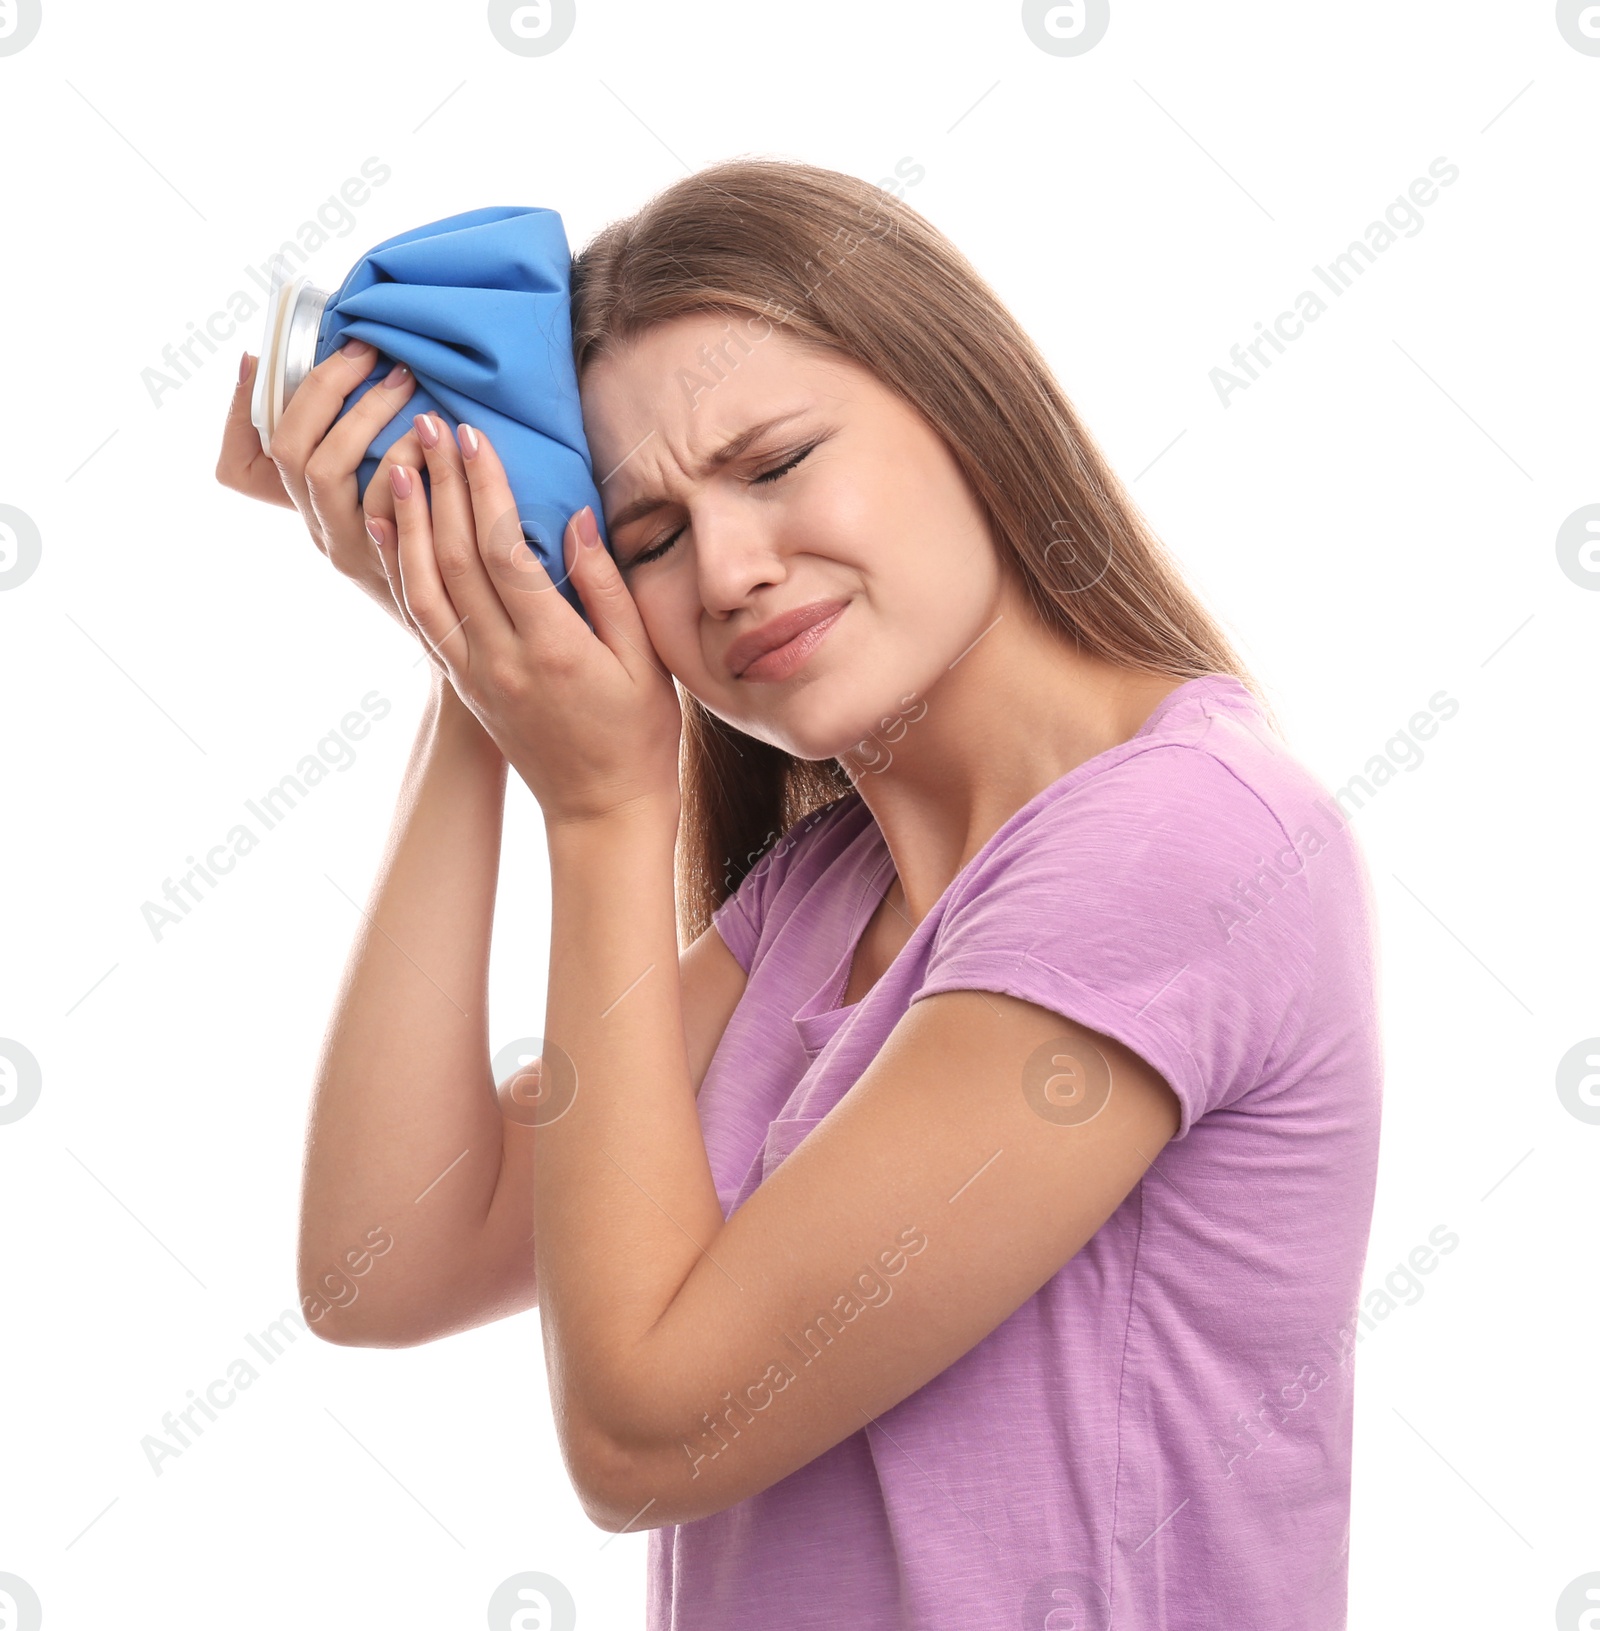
249,268 -> 332,455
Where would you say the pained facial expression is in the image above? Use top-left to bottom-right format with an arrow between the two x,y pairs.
579,311 -> 1005,764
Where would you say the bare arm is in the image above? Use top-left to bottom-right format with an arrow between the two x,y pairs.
214,349 -> 758,1346
528,808 -> 1181,1533
297,675 -> 750,1348
298,674 -> 516,1347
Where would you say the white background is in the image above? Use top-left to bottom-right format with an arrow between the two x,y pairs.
0,1 -> 1594,1626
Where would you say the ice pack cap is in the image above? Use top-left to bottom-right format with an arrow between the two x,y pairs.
250,205 -> 608,623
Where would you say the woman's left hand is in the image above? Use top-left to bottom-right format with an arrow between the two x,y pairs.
369,412 -> 683,828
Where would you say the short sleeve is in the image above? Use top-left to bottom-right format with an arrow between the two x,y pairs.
910,745 -> 1316,1142
711,797 -> 855,974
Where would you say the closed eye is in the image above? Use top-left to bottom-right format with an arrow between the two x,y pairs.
625,442 -> 818,568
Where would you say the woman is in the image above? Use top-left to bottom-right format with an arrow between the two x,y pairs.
218,158 -> 1382,1630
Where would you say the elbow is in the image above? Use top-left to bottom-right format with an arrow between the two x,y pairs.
563,1346 -> 746,1530
579,1439 -> 681,1534
565,1390 -> 690,1533
573,1414 -> 738,1533
581,1457 -> 736,1533
298,1283 -> 439,1350
297,1227 -> 437,1348
305,1315 -> 426,1350
570,1420 -> 653,1532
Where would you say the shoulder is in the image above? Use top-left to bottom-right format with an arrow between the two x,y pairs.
1091,676 -> 1314,846
917,688 -> 1333,1138
947,685 -> 1318,930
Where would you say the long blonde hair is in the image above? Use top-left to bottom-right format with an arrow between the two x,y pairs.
569,157 -> 1272,947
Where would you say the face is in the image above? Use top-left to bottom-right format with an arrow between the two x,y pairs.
579,311 -> 1008,766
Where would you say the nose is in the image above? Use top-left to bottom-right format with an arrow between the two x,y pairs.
691,499 -> 789,617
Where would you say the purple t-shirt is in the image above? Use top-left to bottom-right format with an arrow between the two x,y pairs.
647,673 -> 1383,1631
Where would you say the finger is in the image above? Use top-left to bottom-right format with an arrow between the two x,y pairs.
216,353 -> 295,508
456,422 -> 581,650
302,362 -> 417,532
388,461 -> 483,673
363,431 -> 420,528
269,341 -> 389,511
365,512 -> 442,666
409,412 -> 479,564
563,506 -> 670,682
363,427 -> 437,529
363,430 -> 431,623
329,426 -> 422,584
361,422 -> 455,614
363,449 -> 399,526
355,427 -> 428,540
413,412 -> 520,645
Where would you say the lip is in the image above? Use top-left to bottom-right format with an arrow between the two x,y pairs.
727,597 -> 851,681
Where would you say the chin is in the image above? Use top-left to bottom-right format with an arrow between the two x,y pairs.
750,696 -> 903,769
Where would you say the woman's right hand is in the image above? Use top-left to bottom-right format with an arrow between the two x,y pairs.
216,344 -> 434,648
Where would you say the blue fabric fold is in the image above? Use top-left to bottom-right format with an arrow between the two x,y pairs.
311,205 -> 608,622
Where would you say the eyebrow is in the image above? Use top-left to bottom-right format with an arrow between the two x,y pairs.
603,410 -> 813,533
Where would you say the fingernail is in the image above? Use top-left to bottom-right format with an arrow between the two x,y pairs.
413,412 -> 439,449
341,339 -> 373,359
238,351 -> 251,385
458,424 -> 480,461
389,466 -> 413,499
578,506 -> 601,548
383,363 -> 411,387
365,516 -> 386,547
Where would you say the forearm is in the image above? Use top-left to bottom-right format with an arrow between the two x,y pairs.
299,675 -> 510,1341
534,802 -> 722,1477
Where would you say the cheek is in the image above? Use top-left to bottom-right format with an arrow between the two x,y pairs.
635,585 -> 711,685
799,448 -> 973,586
800,466 -> 894,556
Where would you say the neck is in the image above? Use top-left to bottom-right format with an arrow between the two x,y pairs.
838,577 -> 1187,928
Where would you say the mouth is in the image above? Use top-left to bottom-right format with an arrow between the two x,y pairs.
734,601 -> 849,683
